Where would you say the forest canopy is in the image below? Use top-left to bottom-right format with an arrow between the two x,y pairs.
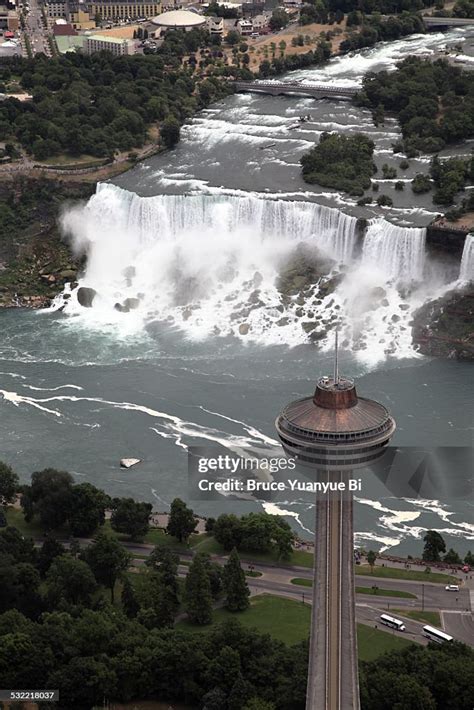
300,132 -> 376,195
358,57 -> 474,155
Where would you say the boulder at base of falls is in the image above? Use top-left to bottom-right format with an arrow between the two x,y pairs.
77,286 -> 97,308
239,323 -> 250,335
114,297 -> 140,313
276,243 -> 335,297
412,286 -> 474,360
120,458 -> 142,469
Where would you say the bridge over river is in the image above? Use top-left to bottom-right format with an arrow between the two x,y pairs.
233,81 -> 359,100
422,16 -> 474,28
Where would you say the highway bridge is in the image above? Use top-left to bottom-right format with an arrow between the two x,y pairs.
423,16 -> 474,28
234,81 -> 359,100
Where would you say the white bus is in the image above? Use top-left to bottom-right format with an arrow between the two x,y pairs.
423,625 -> 453,644
380,614 -> 406,632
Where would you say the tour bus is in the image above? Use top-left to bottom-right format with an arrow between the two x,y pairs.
423,625 -> 453,644
380,614 -> 406,632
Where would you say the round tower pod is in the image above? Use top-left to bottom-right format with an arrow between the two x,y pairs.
276,370 -> 396,471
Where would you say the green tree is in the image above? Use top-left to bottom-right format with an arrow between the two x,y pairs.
223,548 -> 250,612
269,8 -> 289,31
464,551 -> 474,566
37,536 -> 66,577
243,700 -> 276,710
121,576 -> 140,618
46,554 -> 96,606
184,553 -> 213,624
47,656 -> 117,710
160,116 -> 181,149
444,548 -> 462,565
167,497 -> 196,543
367,550 -> 377,572
213,513 -> 242,550
0,526 -> 36,563
226,30 -> 240,46
422,530 -> 446,562
0,461 -> 18,505
69,482 -> 109,537
110,497 -> 152,541
21,468 -> 73,530
82,531 -> 130,602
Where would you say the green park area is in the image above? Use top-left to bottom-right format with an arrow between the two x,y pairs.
290,578 -> 416,598
355,564 -> 457,585
178,594 -> 414,660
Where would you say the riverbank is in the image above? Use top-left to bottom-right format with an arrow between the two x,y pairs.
0,177 -> 94,308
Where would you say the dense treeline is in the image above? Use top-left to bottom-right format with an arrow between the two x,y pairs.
358,57 -> 474,154
340,12 -> 425,50
300,132 -> 376,194
0,50 -> 231,160
360,643 -> 474,710
208,511 -> 295,559
258,40 -> 331,77
299,0 -> 430,21
2,463 -> 474,708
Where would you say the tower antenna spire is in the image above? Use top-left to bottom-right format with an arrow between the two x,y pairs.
334,329 -> 339,386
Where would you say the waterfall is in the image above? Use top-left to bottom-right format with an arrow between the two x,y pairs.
92,183 -> 359,263
459,234 -> 474,282
361,219 -> 426,282
58,183 -> 436,361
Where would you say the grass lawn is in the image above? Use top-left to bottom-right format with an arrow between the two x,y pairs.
178,595 -> 416,659
392,609 -> 441,626
40,154 -> 106,166
357,623 -> 414,661
291,578 -> 313,587
178,594 -> 311,645
356,565 -> 457,585
355,586 -> 416,599
190,535 -> 314,568
5,507 -> 48,538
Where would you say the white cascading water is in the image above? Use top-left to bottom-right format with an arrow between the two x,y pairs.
361,219 -> 426,282
58,183 -> 447,362
459,234 -> 474,282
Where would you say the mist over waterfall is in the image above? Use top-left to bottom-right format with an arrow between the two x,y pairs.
459,234 -> 474,282
59,183 -> 454,362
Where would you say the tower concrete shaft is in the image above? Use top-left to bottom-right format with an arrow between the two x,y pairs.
276,371 -> 395,710
307,472 -> 359,710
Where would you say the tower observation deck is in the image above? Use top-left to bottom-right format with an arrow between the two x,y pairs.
275,346 -> 396,710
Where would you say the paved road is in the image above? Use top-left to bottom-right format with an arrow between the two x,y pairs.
23,0 -> 51,56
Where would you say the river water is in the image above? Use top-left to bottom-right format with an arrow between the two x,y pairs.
0,29 -> 473,555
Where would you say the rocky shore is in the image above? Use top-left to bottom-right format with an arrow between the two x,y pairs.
0,176 -> 93,308
412,286 -> 474,360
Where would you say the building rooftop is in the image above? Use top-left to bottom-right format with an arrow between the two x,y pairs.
152,9 -> 206,26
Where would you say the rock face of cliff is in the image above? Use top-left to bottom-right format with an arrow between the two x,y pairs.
412,286 -> 474,360
0,177 -> 93,308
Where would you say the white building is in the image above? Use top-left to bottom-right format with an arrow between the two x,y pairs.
206,15 -> 223,34
237,17 -> 252,35
84,33 -> 136,54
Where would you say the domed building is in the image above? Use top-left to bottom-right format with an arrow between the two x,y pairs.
152,9 -> 207,31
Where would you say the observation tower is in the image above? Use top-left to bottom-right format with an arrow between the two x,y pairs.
275,336 -> 396,710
